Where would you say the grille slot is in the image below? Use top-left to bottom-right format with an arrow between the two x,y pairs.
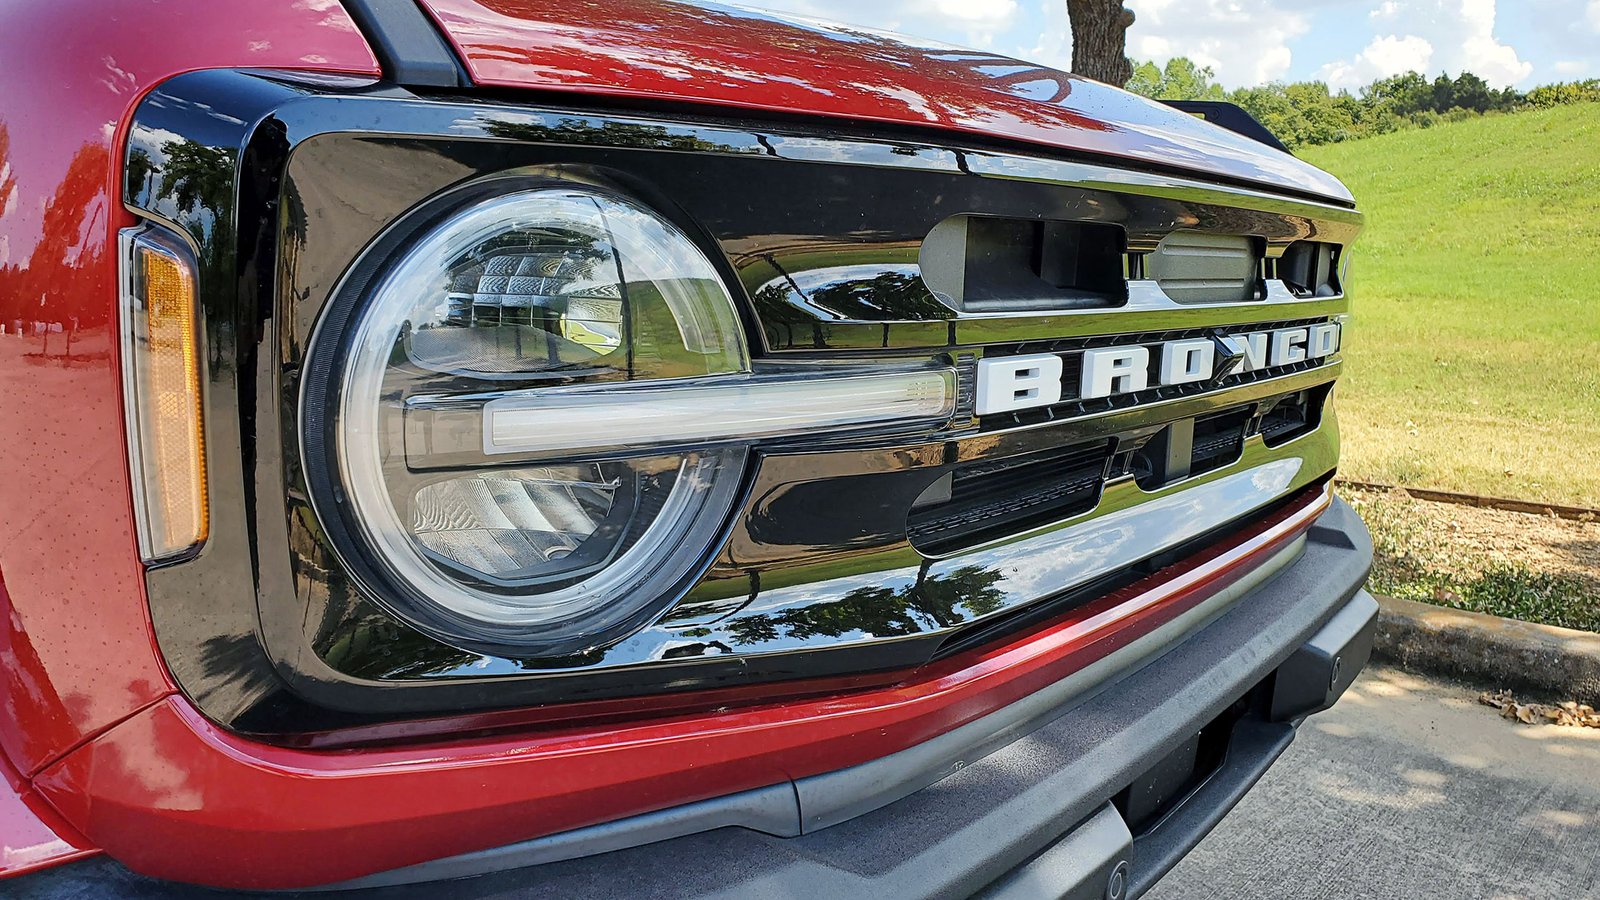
1260,385 -> 1330,446
1190,408 -> 1252,477
908,440 -> 1112,555
920,215 -> 1127,313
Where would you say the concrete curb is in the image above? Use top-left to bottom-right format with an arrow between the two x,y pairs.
1373,594 -> 1600,704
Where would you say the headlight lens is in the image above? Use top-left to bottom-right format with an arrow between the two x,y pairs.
329,184 -> 748,654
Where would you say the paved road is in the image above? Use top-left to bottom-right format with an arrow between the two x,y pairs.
1148,666 -> 1600,900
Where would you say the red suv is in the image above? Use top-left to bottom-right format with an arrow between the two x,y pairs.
0,2 -> 1373,896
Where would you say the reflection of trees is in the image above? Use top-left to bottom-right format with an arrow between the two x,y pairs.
126,148 -> 156,200
0,126 -> 13,209
753,262 -> 953,350
148,137 -> 240,374
752,278 -> 825,350
320,612 -> 483,680
157,139 -> 236,261
921,564 -> 1008,619
0,126 -> 17,327
723,565 -> 1006,646
6,141 -> 111,335
485,117 -> 740,153
808,270 -> 950,320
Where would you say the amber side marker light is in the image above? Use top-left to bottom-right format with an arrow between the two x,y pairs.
121,227 -> 207,562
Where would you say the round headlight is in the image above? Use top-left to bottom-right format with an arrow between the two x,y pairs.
318,182 -> 749,656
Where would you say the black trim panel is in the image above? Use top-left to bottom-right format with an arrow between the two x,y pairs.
121,69 -> 1357,737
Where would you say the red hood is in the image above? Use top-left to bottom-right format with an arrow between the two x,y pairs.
414,0 -> 1353,204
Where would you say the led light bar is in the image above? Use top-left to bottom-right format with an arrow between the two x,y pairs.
482,369 -> 958,457
121,228 -> 208,562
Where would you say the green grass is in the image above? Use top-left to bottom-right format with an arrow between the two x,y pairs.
1300,105 -> 1600,507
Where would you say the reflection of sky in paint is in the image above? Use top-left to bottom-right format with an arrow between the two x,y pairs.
1006,79 -> 1076,103
789,263 -> 919,296
744,0 -> 1589,90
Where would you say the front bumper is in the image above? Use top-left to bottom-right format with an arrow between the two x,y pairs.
11,497 -> 1373,898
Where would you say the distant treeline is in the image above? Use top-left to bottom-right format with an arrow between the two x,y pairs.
1127,58 -> 1600,148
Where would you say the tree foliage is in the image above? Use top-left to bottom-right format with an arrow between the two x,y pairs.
1525,79 -> 1600,109
1124,59 -> 1600,149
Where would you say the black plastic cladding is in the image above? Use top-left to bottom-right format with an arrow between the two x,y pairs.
124,69 -> 1354,738
338,0 -> 468,88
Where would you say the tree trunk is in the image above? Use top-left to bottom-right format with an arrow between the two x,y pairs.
1067,0 -> 1135,87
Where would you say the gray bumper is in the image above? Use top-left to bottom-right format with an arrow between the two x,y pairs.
359,497 -> 1375,899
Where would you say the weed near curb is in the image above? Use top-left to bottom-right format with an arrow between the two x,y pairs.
1346,486 -> 1600,633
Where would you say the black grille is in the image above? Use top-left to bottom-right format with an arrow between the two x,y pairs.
1260,385 -> 1330,446
1190,408 -> 1252,476
908,440 -> 1112,555
917,385 -> 1325,556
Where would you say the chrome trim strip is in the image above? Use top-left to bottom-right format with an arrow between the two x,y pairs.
117,228 -> 156,563
731,451 -> 1325,638
479,369 -> 957,458
925,460 -> 1304,589
952,279 -> 1338,324
948,294 -> 1348,346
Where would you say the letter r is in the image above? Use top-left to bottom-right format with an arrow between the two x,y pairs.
1081,346 -> 1151,399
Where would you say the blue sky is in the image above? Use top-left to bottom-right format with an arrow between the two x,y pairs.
743,1 -> 1600,90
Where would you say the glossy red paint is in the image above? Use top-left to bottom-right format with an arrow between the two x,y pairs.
0,1 -> 378,781
35,485 -> 1332,889
0,748 -> 97,878
416,0 -> 1352,204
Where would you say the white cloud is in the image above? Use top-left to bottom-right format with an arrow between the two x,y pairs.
930,0 -> 1019,24
1318,0 -> 1532,88
1318,34 -> 1434,90
742,0 -> 1020,47
1124,0 -> 1310,87
1588,0 -> 1600,31
1553,59 -> 1592,76
1019,0 -> 1073,72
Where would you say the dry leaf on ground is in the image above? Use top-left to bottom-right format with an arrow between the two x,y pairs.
1479,690 -> 1600,728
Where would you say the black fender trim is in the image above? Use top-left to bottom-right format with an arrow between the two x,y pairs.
338,0 -> 468,87
1163,100 -> 1293,155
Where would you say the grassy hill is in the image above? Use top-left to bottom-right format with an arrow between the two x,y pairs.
1301,104 -> 1600,507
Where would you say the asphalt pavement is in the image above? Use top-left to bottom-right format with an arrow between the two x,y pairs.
1148,666 -> 1600,899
